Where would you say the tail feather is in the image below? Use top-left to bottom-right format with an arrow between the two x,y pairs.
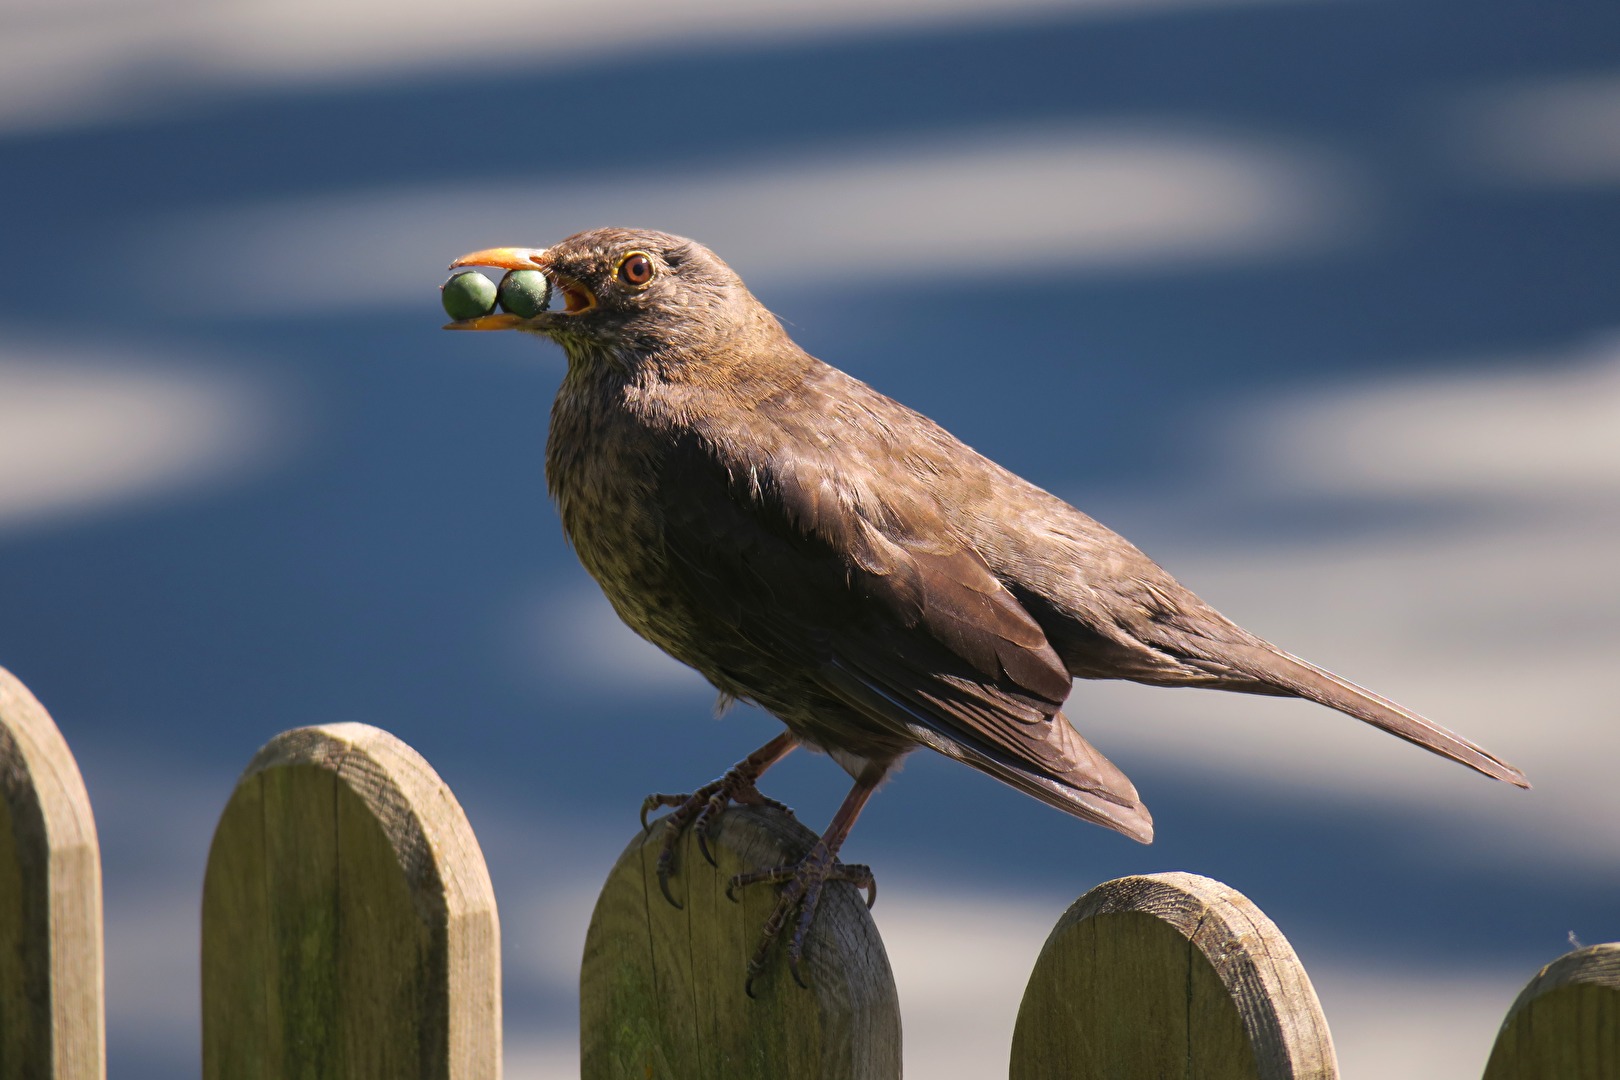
979,756 -> 1155,843
1213,639 -> 1529,788
904,710 -> 1155,843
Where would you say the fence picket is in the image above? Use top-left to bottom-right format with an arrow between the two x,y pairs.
580,804 -> 901,1080
1011,871 -> 1336,1080
0,667 -> 104,1080
201,723 -> 500,1080
1484,942 -> 1620,1079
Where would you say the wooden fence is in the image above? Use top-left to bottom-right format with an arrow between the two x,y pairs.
1,662 -> 1615,1078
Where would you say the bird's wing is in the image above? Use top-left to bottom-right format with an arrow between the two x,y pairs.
654,432 -> 1151,841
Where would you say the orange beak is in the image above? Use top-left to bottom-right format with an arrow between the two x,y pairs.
449,246 -> 550,272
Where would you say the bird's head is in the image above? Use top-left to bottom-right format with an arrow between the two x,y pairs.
444,228 -> 776,371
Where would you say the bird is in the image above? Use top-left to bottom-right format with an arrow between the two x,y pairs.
444,227 -> 1528,989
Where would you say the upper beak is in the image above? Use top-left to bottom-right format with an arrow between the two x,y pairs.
443,246 -> 557,332
449,246 -> 549,272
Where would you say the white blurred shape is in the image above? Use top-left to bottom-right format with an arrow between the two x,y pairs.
140,125 -> 1361,314
1447,73 -> 1620,186
103,885 -> 200,1064
0,0 -> 1334,133
71,741 -> 230,1071
503,1037 -> 580,1079
876,890 -> 1054,1079
1250,339 -> 1620,498
1313,963 -> 1516,1080
0,347 -> 289,532
520,584 -> 708,695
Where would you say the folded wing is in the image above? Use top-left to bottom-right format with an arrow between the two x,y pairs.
654,432 -> 1153,842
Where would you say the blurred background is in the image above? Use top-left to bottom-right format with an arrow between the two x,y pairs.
2,0 -> 1618,1075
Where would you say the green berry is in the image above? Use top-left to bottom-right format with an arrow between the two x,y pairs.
441,270 -> 497,321
498,270 -> 552,318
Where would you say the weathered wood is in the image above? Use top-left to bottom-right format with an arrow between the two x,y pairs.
201,723 -> 500,1079
0,666 -> 105,1080
580,804 -> 901,1080
1484,942 -> 1620,1079
1011,871 -> 1336,1080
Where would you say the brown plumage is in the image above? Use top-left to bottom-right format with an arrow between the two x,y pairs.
446,227 -> 1527,984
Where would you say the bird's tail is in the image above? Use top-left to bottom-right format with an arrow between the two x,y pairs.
1207,638 -> 1529,788
906,711 -> 1155,844
1003,715 -> 1155,842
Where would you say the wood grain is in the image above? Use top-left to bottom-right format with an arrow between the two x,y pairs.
0,666 -> 105,1080
201,723 -> 500,1079
1484,941 -> 1620,1079
580,804 -> 900,1080
1011,871 -> 1336,1080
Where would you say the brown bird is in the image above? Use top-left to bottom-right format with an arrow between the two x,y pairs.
445,227 -> 1527,988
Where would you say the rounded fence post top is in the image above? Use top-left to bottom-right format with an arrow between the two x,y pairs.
242,722 -> 425,777
1507,942 -> 1620,1004
1014,870 -> 1337,1080
228,722 -> 496,922
1484,941 -> 1620,1080
0,664 -> 100,857
0,664 -> 107,1080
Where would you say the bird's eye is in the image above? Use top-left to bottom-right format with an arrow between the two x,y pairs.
616,252 -> 654,287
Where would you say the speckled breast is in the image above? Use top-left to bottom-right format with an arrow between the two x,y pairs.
544,374 -> 717,680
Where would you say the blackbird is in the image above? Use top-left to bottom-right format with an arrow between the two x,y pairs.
445,227 -> 1527,988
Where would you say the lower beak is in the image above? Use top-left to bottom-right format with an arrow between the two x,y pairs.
443,312 -> 537,332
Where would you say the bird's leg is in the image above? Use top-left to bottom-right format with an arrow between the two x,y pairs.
728,765 -> 883,996
640,731 -> 799,907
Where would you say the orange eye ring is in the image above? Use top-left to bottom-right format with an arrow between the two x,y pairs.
616,251 -> 654,287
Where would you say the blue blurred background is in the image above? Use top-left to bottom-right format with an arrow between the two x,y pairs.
2,0 -> 1617,1074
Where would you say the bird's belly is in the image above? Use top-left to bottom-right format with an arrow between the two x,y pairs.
557,481 -> 696,664
546,388 -> 693,656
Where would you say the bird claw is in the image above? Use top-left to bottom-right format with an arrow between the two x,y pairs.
729,847 -> 876,992
641,765 -> 795,910
839,863 -> 876,909
639,793 -> 679,832
654,840 -> 684,909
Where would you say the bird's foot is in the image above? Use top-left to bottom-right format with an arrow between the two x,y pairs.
727,842 -> 876,996
640,771 -> 793,909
